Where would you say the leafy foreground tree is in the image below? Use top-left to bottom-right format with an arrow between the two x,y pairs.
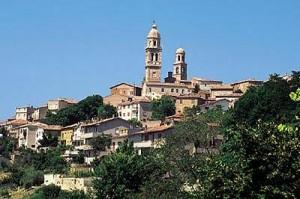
44,95 -> 104,126
231,71 -> 300,126
0,127 -> 16,159
93,140 -> 161,199
201,87 -> 300,198
139,108 -> 225,198
151,95 -> 176,120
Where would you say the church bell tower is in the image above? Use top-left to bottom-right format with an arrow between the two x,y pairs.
173,48 -> 187,82
144,23 -> 162,83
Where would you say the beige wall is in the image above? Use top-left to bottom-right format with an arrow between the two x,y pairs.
232,82 -> 261,93
103,94 -> 128,107
175,98 -> 203,114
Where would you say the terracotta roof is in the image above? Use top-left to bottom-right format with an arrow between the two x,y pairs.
81,117 -> 126,127
192,77 -> 223,84
118,98 -> 150,106
210,84 -> 233,90
176,93 -> 206,99
48,98 -> 77,104
200,99 -> 230,106
110,83 -> 142,89
14,122 -> 62,130
6,119 -> 29,126
231,79 -> 263,85
144,82 -> 188,88
130,124 -> 174,136
215,93 -> 243,98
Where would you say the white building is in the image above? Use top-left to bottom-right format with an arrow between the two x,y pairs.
117,98 -> 152,122
15,106 -> 34,121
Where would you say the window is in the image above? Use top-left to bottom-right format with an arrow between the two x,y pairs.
176,67 -> 179,74
180,99 -> 183,104
153,40 -> 156,46
149,88 -> 152,92
145,134 -> 149,141
177,55 -> 180,61
155,53 -> 158,61
123,113 -> 126,117
171,88 -> 174,92
119,112 -> 122,117
161,88 -> 164,92
182,89 -> 184,94
152,72 -> 157,78
127,112 -> 130,116
176,89 -> 179,93
151,53 -> 154,61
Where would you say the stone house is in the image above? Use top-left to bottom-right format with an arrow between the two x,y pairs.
15,106 -> 34,121
231,79 -> 263,93
175,93 -> 206,114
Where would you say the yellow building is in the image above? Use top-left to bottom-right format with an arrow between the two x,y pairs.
60,124 -> 77,146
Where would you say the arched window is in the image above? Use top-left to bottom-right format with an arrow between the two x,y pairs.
176,67 -> 179,74
151,53 -> 154,61
153,40 -> 157,46
155,53 -> 158,61
177,55 -> 181,62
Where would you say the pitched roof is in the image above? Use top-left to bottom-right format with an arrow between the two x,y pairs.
110,83 -> 142,89
231,79 -> 263,85
81,117 -> 127,127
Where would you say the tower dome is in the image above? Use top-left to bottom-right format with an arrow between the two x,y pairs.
176,48 -> 185,54
147,23 -> 161,38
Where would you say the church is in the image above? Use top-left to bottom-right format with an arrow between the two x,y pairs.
142,23 -> 192,98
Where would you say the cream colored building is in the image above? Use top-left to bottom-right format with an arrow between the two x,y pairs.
16,122 -> 62,150
15,106 -> 34,121
175,94 -> 206,114
48,98 -> 77,113
117,98 -> 152,122
44,174 -> 92,193
231,79 -> 263,93
32,105 -> 48,121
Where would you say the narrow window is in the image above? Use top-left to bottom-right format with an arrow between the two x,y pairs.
171,88 -> 174,92
178,55 -> 180,61
176,67 -> 179,74
153,40 -> 156,46
161,88 -> 164,92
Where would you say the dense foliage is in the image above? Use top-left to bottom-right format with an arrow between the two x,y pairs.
97,104 -> 117,119
44,95 -> 105,126
151,95 -> 176,120
89,134 -> 112,152
0,127 -> 16,159
231,71 -> 300,126
93,140 -> 161,199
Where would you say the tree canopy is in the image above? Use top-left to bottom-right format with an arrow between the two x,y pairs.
44,95 -> 104,126
151,95 -> 176,120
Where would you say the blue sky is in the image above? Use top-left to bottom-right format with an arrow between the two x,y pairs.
0,0 -> 299,120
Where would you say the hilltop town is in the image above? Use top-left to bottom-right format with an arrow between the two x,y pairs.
0,24 -> 299,199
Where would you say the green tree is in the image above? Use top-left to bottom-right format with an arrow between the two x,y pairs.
231,72 -> 300,126
139,108 -> 225,197
201,85 -> 300,198
44,95 -> 104,126
127,118 -> 142,128
0,127 -> 16,158
19,166 -> 44,189
89,134 -> 111,152
97,104 -> 117,119
93,140 -> 160,199
38,133 -> 58,148
151,95 -> 176,120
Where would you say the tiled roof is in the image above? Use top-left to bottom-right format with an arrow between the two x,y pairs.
231,79 -> 263,85
110,82 -> 142,89
81,117 -> 126,127
210,84 -> 233,90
